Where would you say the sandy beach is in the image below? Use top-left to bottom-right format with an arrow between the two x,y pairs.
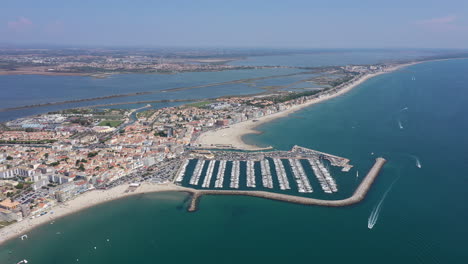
0,183 -> 190,246
0,61 -> 416,247
196,63 -> 417,150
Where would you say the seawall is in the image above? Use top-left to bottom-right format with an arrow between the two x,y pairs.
187,157 -> 386,212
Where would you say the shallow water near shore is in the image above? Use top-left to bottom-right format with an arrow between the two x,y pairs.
2,59 -> 468,263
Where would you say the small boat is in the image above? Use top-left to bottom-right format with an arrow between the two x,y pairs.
17,260 -> 28,264
356,171 -> 359,178
416,160 -> 422,168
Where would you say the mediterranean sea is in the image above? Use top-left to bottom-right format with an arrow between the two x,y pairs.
1,58 -> 468,263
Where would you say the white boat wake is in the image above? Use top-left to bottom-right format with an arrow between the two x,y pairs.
368,176 -> 400,229
408,155 -> 422,168
415,157 -> 422,168
398,120 -> 404,129
400,107 -> 408,111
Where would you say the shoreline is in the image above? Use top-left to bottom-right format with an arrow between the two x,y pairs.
0,70 -> 92,77
0,183 -> 191,246
0,58 -> 458,247
195,62 -> 418,150
0,157 -> 386,246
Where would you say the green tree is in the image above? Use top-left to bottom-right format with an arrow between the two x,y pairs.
49,161 -> 60,167
87,152 -> 98,158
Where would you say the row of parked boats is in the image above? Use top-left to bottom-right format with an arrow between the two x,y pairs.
307,158 -> 338,193
260,159 -> 274,189
230,160 -> 240,189
175,159 -> 190,182
288,159 -> 313,193
202,160 -> 216,188
272,158 -> 291,190
214,160 -> 227,188
189,159 -> 205,185
246,160 -> 256,188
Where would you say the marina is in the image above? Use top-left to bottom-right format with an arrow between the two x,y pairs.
188,157 -> 387,211
177,146 -> 352,194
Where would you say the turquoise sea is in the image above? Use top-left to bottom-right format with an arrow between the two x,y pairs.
228,49 -> 438,67
1,58 -> 468,263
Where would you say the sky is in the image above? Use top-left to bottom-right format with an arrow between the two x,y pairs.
1,0 -> 468,49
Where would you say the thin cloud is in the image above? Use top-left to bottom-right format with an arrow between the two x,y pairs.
413,15 -> 468,33
7,17 -> 33,31
416,15 -> 457,26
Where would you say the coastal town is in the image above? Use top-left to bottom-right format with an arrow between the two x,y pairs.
0,48 -> 276,76
3,1 -> 468,263
0,62 -> 396,240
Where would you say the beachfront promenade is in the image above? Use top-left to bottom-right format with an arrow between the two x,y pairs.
187,157 -> 386,211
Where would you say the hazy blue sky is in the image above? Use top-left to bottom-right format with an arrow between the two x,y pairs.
1,0 -> 467,48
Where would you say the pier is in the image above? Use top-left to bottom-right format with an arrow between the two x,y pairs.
187,158 -> 386,212
288,159 -> 313,193
273,158 -> 290,190
214,160 -> 226,188
292,145 -> 353,172
308,158 -> 338,193
230,161 -> 240,189
201,160 -> 215,188
174,159 -> 190,183
189,160 -> 205,185
246,160 -> 256,188
260,159 -> 273,189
